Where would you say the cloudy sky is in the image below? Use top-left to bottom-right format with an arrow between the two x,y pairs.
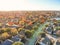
0,0 -> 60,11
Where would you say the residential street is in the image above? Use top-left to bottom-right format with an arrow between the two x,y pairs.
28,22 -> 49,45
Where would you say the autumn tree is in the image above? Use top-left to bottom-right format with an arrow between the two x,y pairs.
12,42 -> 24,45
18,28 -> 23,32
10,28 -> 18,36
1,32 -> 11,40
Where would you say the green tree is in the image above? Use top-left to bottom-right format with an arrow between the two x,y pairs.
45,24 -> 49,27
56,27 -> 60,30
39,32 -> 46,38
33,25 -> 38,30
25,30 -> 33,38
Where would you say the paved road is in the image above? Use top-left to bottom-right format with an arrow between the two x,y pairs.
28,22 -> 49,45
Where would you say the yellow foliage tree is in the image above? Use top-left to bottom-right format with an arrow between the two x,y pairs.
18,28 -> 23,32
1,32 -> 10,40
12,42 -> 24,45
10,28 -> 18,36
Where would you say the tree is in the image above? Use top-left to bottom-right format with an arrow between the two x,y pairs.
31,30 -> 34,33
45,24 -> 49,27
21,35 -> 27,43
19,35 -> 27,43
28,21 -> 33,26
1,28 -> 6,32
10,28 -> 18,36
36,23 -> 40,26
53,22 -> 57,26
6,28 -> 11,32
12,42 -> 24,45
25,30 -> 33,38
40,19 -> 45,24
39,32 -> 46,38
33,25 -> 38,30
2,28 -> 11,32
53,19 -> 57,22
57,20 -> 60,23
0,29 -> 4,34
1,32 -> 11,40
40,16 -> 46,24
56,27 -> 60,30
18,28 -> 23,32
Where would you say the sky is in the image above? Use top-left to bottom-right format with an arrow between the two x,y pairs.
0,0 -> 60,11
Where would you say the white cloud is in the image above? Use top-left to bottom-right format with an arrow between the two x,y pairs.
0,0 -> 60,11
